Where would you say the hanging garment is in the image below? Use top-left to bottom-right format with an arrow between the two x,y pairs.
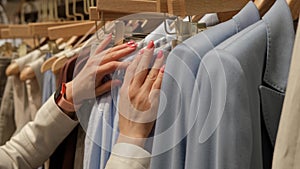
0,77 -> 15,145
272,17 -> 300,169
182,0 -> 293,169
25,56 -> 45,119
150,2 -> 260,169
12,50 -> 42,133
83,32 -> 173,169
0,57 -> 11,108
42,53 -> 57,104
49,47 -> 91,169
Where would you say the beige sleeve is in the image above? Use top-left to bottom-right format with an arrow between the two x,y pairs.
0,95 -> 78,169
272,20 -> 300,169
105,143 -> 151,169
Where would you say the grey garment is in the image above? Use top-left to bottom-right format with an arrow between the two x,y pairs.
0,77 -> 15,145
42,53 -> 56,104
74,126 -> 86,169
0,57 -> 11,108
150,2 -> 260,169
184,0 -> 294,169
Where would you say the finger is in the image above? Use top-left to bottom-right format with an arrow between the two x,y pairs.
95,79 -> 122,96
123,49 -> 144,87
132,41 -> 155,87
109,41 -> 136,53
97,61 -> 130,77
142,50 -> 165,91
151,65 -> 165,90
93,33 -> 113,55
100,44 -> 137,65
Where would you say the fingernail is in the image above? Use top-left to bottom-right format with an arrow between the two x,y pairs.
130,43 -> 137,48
127,40 -> 135,46
160,65 -> 165,73
157,50 -> 163,59
138,49 -> 144,55
147,40 -> 154,49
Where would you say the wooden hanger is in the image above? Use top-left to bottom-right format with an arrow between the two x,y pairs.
51,47 -> 81,74
40,36 -> 78,73
20,66 -> 36,81
9,25 -> 32,39
167,0 -> 249,17
254,0 -> 275,17
97,0 -> 158,14
29,21 -> 81,38
48,21 -> 96,40
73,0 -> 84,20
65,0 -> 77,20
287,0 -> 300,20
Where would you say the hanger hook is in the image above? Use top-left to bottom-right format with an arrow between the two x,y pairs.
164,13 -> 176,35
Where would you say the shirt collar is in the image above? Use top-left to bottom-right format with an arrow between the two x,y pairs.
232,1 -> 260,32
262,0 -> 295,92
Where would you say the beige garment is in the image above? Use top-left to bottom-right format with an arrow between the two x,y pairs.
272,21 -> 300,168
0,95 -> 78,169
12,50 -> 43,133
105,143 -> 151,169
0,77 -> 16,145
25,56 -> 45,119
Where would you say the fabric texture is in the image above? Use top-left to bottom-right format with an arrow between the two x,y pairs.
272,16 -> 300,169
0,77 -> 15,145
182,1 -> 293,169
25,56 -> 45,119
105,143 -> 151,169
0,95 -> 78,169
42,53 -> 57,104
0,57 -> 11,108
84,31 -> 173,169
13,50 -> 42,134
150,2 -> 260,169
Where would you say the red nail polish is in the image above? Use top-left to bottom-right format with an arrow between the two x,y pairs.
160,65 -> 166,73
147,40 -> 154,49
127,40 -> 135,46
157,50 -> 163,59
130,44 -> 137,48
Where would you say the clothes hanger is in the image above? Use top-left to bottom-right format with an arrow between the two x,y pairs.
83,0 -> 89,15
51,47 -> 81,74
287,0 -> 300,20
73,0 -> 84,20
20,39 -> 62,80
65,0 -> 77,20
40,36 -> 78,73
254,0 -> 276,17
48,21 -> 95,40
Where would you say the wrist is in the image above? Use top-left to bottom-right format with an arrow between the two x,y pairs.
55,83 -> 76,118
65,82 -> 73,104
117,134 -> 147,148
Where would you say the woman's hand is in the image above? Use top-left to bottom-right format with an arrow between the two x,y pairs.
118,40 -> 165,147
65,34 -> 137,106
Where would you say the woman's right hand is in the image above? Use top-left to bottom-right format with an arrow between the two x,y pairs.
118,41 -> 165,147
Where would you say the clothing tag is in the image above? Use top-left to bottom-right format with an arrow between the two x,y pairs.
17,42 -> 27,57
175,20 -> 198,43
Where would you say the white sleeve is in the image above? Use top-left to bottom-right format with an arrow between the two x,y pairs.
105,143 -> 151,169
0,95 -> 78,169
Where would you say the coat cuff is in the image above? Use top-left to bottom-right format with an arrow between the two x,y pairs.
111,143 -> 151,168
